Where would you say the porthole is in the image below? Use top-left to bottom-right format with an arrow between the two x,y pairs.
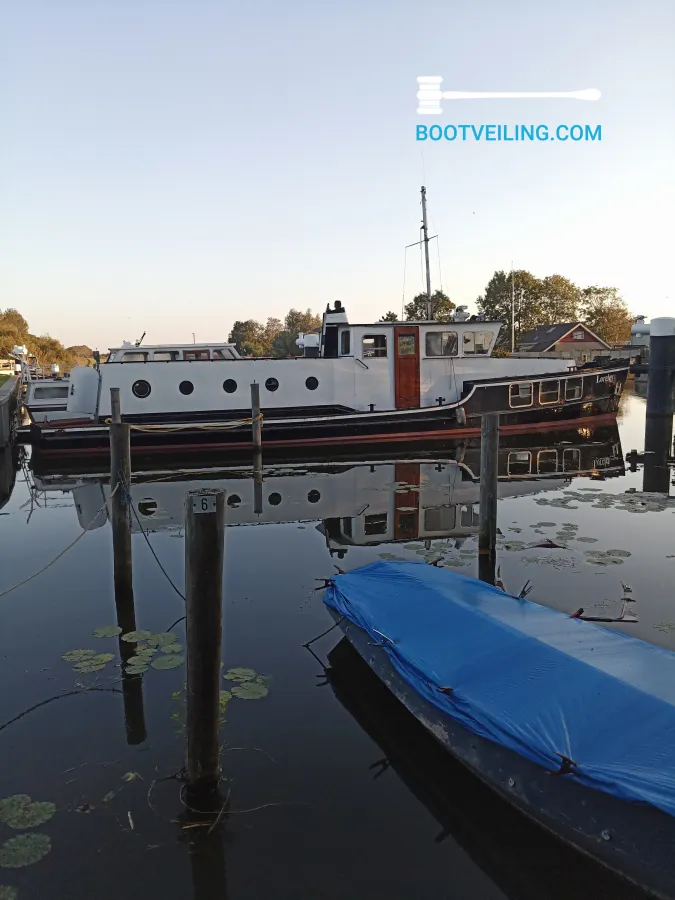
305,376 -> 319,391
308,490 -> 321,503
179,380 -> 194,395
227,494 -> 241,507
223,379 -> 237,394
138,498 -> 157,516
265,377 -> 279,392
268,492 -> 282,506
132,379 -> 151,399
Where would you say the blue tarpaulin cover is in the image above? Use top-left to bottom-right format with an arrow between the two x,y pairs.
324,561 -> 675,818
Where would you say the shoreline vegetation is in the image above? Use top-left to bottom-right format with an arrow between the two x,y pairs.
0,309 -> 93,371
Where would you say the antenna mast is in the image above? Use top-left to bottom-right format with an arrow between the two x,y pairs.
421,186 -> 432,319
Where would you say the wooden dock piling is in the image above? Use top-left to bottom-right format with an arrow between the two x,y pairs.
478,413 -> 499,584
185,489 -> 226,798
251,383 -> 262,452
253,449 -> 263,515
644,318 -> 675,493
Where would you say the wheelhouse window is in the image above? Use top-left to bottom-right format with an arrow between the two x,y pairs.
562,448 -> 581,472
537,450 -> 558,474
153,351 -> 179,361
340,330 -> 351,355
33,386 -> 69,399
426,331 -> 458,357
424,506 -> 456,531
364,513 -> 388,535
183,349 -> 210,361
121,352 -> 148,362
397,333 -> 416,356
507,451 -> 532,476
509,382 -> 533,408
462,331 -> 492,355
565,377 -> 583,401
539,379 -> 560,405
212,348 -> 238,360
362,335 -> 387,358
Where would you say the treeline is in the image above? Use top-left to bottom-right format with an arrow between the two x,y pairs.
380,272 -> 634,347
228,308 -> 322,357
0,308 -> 93,368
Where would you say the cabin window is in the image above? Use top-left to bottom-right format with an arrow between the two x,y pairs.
121,352 -> 148,362
212,348 -> 237,360
463,331 -> 492,355
397,334 -> 416,356
227,494 -> 242,507
308,490 -> 321,503
539,379 -> 560,405
426,331 -> 457,357
153,351 -> 179,361
268,492 -> 282,506
179,380 -> 194,395
507,451 -> 532,476
362,335 -> 387,358
537,450 -> 558,474
183,349 -> 210,361
364,513 -> 387,535
509,382 -> 533,408
138,498 -> 157,516
32,386 -> 69,399
305,376 -> 319,391
424,506 -> 456,530
340,330 -> 351,355
565,378 -> 583,401
132,380 -> 152,399
223,379 -> 237,393
265,377 -> 279,392
562,448 -> 581,472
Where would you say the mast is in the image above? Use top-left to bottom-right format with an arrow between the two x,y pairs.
421,186 -> 432,319
511,263 -> 515,353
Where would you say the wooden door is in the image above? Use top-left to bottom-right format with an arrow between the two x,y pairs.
394,326 -> 420,409
394,463 -> 420,540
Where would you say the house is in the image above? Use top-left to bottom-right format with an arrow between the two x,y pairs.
517,322 -> 611,363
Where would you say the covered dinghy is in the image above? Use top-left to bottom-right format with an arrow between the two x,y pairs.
323,561 -> 675,819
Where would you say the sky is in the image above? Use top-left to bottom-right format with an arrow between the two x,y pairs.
2,0 -> 674,349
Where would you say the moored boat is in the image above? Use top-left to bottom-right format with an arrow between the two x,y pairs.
323,561 -> 675,898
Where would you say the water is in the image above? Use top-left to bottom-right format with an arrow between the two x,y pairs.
0,388 -> 672,899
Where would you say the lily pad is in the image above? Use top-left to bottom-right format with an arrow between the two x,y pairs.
0,797 -> 55,830
121,630 -> 153,643
231,682 -> 269,700
146,633 -> 178,648
61,649 -> 96,663
576,537 -> 598,543
0,886 -> 18,900
219,690 -> 233,705
535,522 -> 557,528
606,549 -> 631,558
0,834 -> 51,868
159,643 -> 182,655
150,655 -> 185,670
223,667 -> 258,682
124,663 -> 149,675
73,652 -> 114,674
92,626 -> 122,638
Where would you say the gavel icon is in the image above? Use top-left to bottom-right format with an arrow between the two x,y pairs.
416,76 -> 601,115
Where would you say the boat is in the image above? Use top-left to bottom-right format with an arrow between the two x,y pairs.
323,561 -> 675,898
326,638 -> 647,900
16,191 -> 629,456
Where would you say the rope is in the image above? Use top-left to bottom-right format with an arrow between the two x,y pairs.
103,414 -> 262,434
0,484 -> 120,600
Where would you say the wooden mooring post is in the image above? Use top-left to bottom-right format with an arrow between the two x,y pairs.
251,383 -> 262,452
108,387 -> 146,744
185,489 -> 226,799
643,318 -> 675,493
478,413 -> 499,585
253,449 -> 263,515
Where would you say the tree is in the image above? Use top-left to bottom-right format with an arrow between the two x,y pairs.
580,287 -> 632,344
0,308 -> 29,333
228,319 -> 266,357
476,270 -> 543,347
379,311 -> 399,322
404,290 -> 455,322
538,275 -> 581,324
228,309 -> 320,358
272,308 -> 321,357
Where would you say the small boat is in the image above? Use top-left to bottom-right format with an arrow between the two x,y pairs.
15,191 -> 628,457
323,561 -> 675,898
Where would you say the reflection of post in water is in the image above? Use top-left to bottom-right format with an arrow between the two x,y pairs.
185,489 -> 225,802
109,388 -> 147,745
478,414 -> 499,585
643,319 -> 675,494
253,449 -> 263,515
181,795 -> 229,900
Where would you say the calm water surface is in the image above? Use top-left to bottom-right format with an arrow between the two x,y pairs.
0,388 -> 672,900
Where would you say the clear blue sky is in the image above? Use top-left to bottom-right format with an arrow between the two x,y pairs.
2,0 -> 674,349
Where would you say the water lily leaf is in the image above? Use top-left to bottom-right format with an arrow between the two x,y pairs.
121,772 -> 140,783
404,543 -> 421,550
92,626 -> 122,638
584,550 -> 608,557
0,797 -> 55,830
223,667 -> 257,682
535,522 -> 556,528
61,649 -> 96,662
576,537 -> 598,543
125,664 -> 149,675
0,885 -> 18,900
102,791 -> 116,803
73,661 -> 107,673
159,644 -> 182,655
151,655 -> 184,670
0,834 -> 51,868
146,632 -> 178,648
606,549 -> 631,558
219,690 -> 232,707
121,630 -> 153,643
231,682 -> 269,700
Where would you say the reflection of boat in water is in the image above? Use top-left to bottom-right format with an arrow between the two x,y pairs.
28,426 -> 624,542
327,638 -> 646,900
0,444 -> 21,512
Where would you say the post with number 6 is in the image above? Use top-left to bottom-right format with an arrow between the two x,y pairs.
185,489 -> 226,799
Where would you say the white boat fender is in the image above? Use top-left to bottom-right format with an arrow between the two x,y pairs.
456,407 -> 467,426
